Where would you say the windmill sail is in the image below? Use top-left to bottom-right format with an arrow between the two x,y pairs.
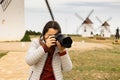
96,17 -> 111,38
0,0 -> 12,11
86,9 -> 94,18
75,13 -> 84,21
96,16 -> 103,23
75,9 -> 94,37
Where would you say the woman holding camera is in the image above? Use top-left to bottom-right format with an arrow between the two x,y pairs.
25,21 -> 72,80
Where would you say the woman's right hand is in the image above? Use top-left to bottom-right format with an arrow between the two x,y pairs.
45,36 -> 56,48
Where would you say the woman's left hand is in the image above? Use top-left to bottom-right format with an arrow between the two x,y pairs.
56,41 -> 65,53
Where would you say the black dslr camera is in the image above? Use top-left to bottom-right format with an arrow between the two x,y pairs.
55,33 -> 73,48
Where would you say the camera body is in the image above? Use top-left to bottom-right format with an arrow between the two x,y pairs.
54,33 -> 73,48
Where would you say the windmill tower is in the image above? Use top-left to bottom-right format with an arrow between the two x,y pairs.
75,10 -> 94,37
96,16 -> 111,38
0,0 -> 25,41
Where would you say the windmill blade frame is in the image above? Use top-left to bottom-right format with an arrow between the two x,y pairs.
45,0 -> 54,21
96,16 -> 103,23
75,13 -> 84,21
106,17 -> 112,22
76,24 -> 83,34
0,0 -> 12,12
86,9 -> 94,18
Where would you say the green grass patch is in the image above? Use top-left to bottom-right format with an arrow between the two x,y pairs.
63,45 -> 120,80
0,51 -> 8,58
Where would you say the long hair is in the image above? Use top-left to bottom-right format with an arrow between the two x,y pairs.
40,21 -> 61,39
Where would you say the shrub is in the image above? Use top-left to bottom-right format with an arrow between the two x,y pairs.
21,31 -> 31,42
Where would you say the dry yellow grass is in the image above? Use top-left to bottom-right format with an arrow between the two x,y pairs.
0,36 -> 120,80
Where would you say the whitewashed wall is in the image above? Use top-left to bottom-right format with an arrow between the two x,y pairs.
81,24 -> 94,37
0,0 -> 25,41
100,26 -> 111,38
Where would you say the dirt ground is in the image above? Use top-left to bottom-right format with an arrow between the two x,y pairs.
0,41 -> 113,80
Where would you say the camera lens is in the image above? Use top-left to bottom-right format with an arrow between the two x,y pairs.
55,33 -> 72,48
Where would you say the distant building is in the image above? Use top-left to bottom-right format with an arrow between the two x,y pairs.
75,10 -> 94,37
96,17 -> 111,38
81,17 -> 94,37
0,0 -> 25,41
100,21 -> 111,38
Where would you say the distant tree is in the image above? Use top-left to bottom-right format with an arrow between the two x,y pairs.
21,31 -> 31,42
26,30 -> 41,35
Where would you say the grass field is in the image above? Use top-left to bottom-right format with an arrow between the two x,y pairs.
30,34 -> 115,43
70,35 -> 115,43
0,35 -> 120,80
63,44 -> 120,80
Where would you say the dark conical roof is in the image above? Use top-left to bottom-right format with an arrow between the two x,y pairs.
82,17 -> 93,24
102,21 -> 110,26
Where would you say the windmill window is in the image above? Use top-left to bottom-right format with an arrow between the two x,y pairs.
84,27 -> 86,32
0,0 -> 12,11
91,32 -> 93,35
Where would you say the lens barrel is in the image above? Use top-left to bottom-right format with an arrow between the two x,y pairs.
55,33 -> 72,48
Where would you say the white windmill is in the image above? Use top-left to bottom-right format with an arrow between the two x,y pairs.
0,0 -> 25,41
75,10 -> 94,37
96,16 -> 111,38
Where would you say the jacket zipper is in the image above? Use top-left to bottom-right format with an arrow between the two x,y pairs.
29,71 -> 33,80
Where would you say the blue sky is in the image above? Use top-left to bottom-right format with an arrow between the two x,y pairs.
25,0 -> 120,34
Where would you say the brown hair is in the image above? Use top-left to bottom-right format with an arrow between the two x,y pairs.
41,21 -> 61,38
